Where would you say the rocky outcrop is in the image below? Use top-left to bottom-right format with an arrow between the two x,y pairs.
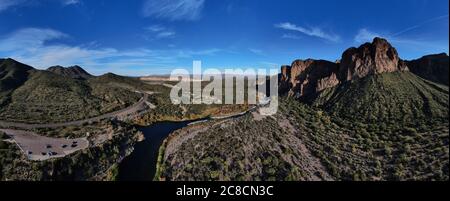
280,60 -> 339,97
406,53 -> 449,85
47,65 -> 93,79
280,37 -> 411,97
339,37 -> 408,81
279,65 -> 292,93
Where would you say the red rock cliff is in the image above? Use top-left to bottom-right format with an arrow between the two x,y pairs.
280,37 -> 410,97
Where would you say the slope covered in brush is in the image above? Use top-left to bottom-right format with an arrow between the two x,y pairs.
0,59 -> 34,106
313,72 -> 448,128
0,60 -> 144,123
157,96 -> 449,181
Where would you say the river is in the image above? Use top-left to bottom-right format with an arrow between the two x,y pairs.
117,121 -> 192,181
117,106 -> 258,181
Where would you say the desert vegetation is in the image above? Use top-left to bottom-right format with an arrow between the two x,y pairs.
157,93 -> 448,181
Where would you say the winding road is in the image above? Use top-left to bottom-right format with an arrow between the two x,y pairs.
0,93 -> 149,130
0,92 -> 153,161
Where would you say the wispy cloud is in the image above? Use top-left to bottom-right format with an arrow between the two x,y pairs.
0,28 -> 68,51
144,25 -> 176,39
354,28 -> 382,43
0,0 -> 26,12
0,0 -> 81,12
142,0 -> 205,21
156,31 -> 176,39
392,14 -> 449,37
354,28 -> 448,53
62,0 -> 81,6
145,25 -> 166,32
0,28 -> 221,75
249,48 -> 264,55
355,15 -> 449,45
275,22 -> 341,42
281,33 -> 302,40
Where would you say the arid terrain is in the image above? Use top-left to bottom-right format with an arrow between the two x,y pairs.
155,38 -> 449,181
0,37 -> 448,181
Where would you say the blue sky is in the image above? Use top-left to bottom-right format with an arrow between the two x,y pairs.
0,0 -> 448,75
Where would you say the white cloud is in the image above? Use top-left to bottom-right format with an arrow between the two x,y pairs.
392,14 -> 449,37
144,25 -> 176,39
355,15 -> 450,46
145,25 -> 166,32
249,48 -> 263,55
353,28 -> 448,56
354,28 -> 425,45
0,28 -> 68,51
62,0 -> 80,6
156,31 -> 176,38
0,0 -> 25,12
354,28 -> 382,43
275,22 -> 341,42
0,28 -> 221,75
281,33 -> 302,40
142,0 -> 205,21
0,0 -> 81,12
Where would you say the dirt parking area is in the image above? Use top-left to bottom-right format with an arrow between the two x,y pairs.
0,129 -> 89,161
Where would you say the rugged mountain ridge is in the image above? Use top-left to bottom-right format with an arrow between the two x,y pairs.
339,37 -> 409,80
47,65 -> 93,79
280,38 -> 410,97
0,59 -> 145,123
0,58 -> 35,105
406,53 -> 449,86
280,60 -> 339,97
0,58 -> 34,88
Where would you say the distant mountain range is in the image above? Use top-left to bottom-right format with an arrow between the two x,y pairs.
0,59 -> 144,123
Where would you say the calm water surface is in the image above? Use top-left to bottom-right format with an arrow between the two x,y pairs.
118,121 -> 191,181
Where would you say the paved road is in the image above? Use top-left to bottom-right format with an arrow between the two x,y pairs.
0,93 -> 149,129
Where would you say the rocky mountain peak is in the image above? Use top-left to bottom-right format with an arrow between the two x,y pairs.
280,37 -> 411,98
280,59 -> 339,97
47,65 -> 93,79
0,58 -> 34,72
339,37 -> 408,81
